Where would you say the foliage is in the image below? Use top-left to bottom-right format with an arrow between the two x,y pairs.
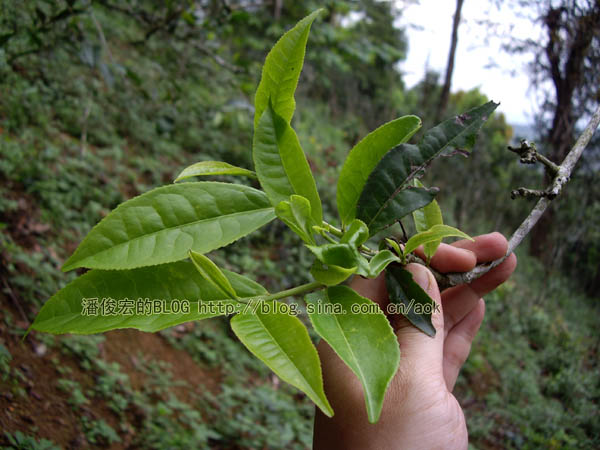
29,10 -> 497,423
1,0 -> 598,447
2,432 -> 60,450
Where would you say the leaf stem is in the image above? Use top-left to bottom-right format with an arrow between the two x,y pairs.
262,281 -> 324,302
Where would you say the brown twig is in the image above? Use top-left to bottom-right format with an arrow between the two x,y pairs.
437,104 -> 600,290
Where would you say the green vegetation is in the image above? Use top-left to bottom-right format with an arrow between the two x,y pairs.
1,1 -> 598,448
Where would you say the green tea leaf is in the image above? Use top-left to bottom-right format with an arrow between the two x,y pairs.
253,103 -> 322,223
385,264 -> 437,337
403,224 -> 473,257
356,101 -> 498,234
253,9 -> 322,128
368,250 -> 400,278
412,179 -> 443,260
174,161 -> 257,182
307,243 -> 370,276
340,219 -> 369,247
31,261 -> 266,335
384,238 -> 402,257
336,116 -> 422,225
230,308 -> 333,417
275,195 -> 316,244
306,286 -> 400,423
189,250 -> 238,299
310,259 -> 356,286
358,178 -> 437,235
62,182 -> 276,271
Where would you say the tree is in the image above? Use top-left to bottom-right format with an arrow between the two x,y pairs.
436,0 -> 466,122
508,0 -> 600,259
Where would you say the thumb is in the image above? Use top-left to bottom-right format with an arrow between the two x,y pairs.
393,263 -> 445,374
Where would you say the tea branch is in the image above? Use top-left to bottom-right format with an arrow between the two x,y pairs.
437,104 -> 600,290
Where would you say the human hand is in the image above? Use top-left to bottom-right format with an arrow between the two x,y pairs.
313,232 -> 517,450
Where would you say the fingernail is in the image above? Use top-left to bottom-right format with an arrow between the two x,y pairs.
407,263 -> 431,291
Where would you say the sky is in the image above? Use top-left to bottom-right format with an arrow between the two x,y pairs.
395,0 -> 545,125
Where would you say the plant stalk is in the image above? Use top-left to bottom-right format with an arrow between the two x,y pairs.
262,281 -> 324,302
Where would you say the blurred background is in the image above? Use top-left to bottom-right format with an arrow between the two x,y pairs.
0,0 -> 598,448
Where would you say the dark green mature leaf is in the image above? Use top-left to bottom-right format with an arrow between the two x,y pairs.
31,261 -> 266,334
412,179 -> 443,261
336,116 -> 422,225
62,182 -> 275,271
253,103 -> 322,223
403,224 -> 472,256
306,286 -> 400,423
275,195 -> 316,244
189,250 -> 238,299
253,9 -> 322,128
230,308 -> 333,417
174,161 -> 256,182
385,264 -> 437,337
357,101 -> 499,234
358,176 -> 437,235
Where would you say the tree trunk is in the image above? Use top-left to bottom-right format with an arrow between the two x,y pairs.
436,0 -> 465,122
529,6 -> 596,259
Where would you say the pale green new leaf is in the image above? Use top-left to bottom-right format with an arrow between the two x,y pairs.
275,195 -> 316,244
253,103 -> 322,223
62,182 -> 276,271
412,179 -> 443,260
368,250 -> 400,278
189,250 -> 238,299
310,259 -> 356,286
230,309 -> 333,417
306,286 -> 400,423
340,219 -> 369,247
404,224 -> 473,257
307,243 -> 370,277
31,261 -> 266,335
336,116 -> 422,225
174,161 -> 257,182
385,238 -> 402,257
253,9 -> 322,128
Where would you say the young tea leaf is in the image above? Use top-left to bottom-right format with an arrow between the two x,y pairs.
412,179 -> 443,260
174,161 -> 257,182
275,195 -> 316,245
385,264 -> 437,337
31,261 -> 266,334
340,219 -> 369,247
253,9 -> 322,128
403,224 -> 473,257
368,250 -> 401,278
189,250 -> 238,299
62,182 -> 276,271
307,243 -> 370,277
336,116 -> 422,225
231,308 -> 333,417
356,101 -> 499,234
253,103 -> 322,223
306,286 -> 400,423
310,259 -> 356,286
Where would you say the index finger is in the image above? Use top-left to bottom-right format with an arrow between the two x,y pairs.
451,232 -> 508,263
